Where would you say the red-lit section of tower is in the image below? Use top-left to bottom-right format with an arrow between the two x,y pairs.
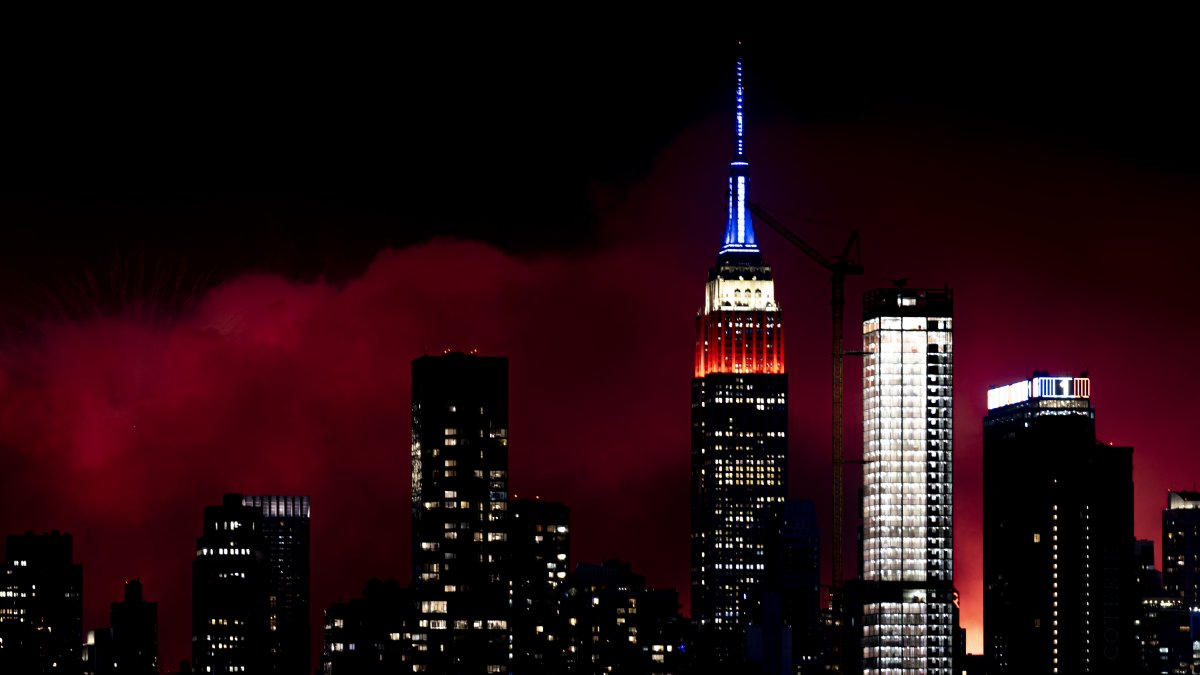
695,308 -> 785,377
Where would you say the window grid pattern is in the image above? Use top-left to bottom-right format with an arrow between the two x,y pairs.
862,592 -> 956,674
861,292 -> 953,675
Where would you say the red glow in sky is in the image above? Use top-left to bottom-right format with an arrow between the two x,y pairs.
0,102 -> 1197,665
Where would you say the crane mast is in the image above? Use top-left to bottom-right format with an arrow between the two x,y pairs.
746,202 -> 863,599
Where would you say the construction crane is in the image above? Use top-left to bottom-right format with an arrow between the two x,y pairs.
746,201 -> 863,595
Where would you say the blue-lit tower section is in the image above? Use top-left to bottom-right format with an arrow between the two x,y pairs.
691,54 -> 788,666
721,56 -> 757,257
861,288 -> 954,675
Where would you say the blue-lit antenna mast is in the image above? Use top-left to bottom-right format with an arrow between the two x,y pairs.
720,51 -> 758,254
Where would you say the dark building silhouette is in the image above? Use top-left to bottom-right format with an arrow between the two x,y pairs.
1136,596 -> 1191,675
564,560 -> 689,674
242,495 -> 310,675
85,579 -> 158,675
192,493 -> 270,674
959,653 -> 987,675
984,373 -> 1135,674
319,578 -> 412,674
690,56 -> 788,666
0,530 -> 83,673
83,628 -> 115,675
1134,539 -> 1163,594
837,579 -> 867,675
1131,540 -> 1191,674
777,499 -> 820,673
750,498 -> 821,674
510,498 -> 570,673
411,351 -> 510,673
111,579 -> 157,674
746,592 -> 792,675
860,287 -> 955,675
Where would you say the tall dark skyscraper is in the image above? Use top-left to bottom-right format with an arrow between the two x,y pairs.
0,531 -> 83,673
242,495 -> 310,675
192,493 -> 270,674
111,579 -> 158,675
983,373 -> 1135,674
410,351 -> 510,673
690,55 -> 788,665
860,287 -> 954,675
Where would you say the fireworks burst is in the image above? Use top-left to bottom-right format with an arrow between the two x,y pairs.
28,247 -> 215,334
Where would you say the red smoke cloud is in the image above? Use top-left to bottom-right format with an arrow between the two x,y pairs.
0,107 -> 1196,664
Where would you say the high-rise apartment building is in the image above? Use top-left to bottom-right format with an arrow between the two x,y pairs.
510,498 -> 570,673
411,351 -> 510,673
860,287 -> 954,674
690,55 -> 788,665
0,531 -> 83,673
242,495 -> 311,675
983,373 -> 1135,674
192,493 -> 270,673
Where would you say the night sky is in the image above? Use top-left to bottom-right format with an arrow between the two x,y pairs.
1,11 -> 1197,665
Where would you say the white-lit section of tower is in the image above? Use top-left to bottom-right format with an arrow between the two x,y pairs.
690,54 -> 788,665
861,287 -> 954,674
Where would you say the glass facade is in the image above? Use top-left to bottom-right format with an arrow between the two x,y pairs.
861,288 -> 954,675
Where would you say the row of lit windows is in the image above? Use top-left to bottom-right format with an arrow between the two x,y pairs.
197,547 -> 252,556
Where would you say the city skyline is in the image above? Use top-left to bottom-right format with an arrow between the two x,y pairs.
0,16 -> 1198,666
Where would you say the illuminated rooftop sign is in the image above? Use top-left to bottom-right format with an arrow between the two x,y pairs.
987,376 -> 1090,410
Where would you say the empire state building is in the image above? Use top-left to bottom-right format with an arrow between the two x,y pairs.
690,55 -> 788,665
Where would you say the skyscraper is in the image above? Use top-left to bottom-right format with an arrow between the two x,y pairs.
410,351 -> 510,673
983,373 -> 1135,674
0,531 -> 83,673
691,54 -> 788,665
192,492 -> 270,674
111,579 -> 157,675
1130,539 -> 1192,675
1163,491 -> 1200,607
510,498 -> 570,673
242,495 -> 311,675
1162,490 -> 1200,669
860,287 -> 954,674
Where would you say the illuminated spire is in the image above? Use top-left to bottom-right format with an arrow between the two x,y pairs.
719,50 -> 759,255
